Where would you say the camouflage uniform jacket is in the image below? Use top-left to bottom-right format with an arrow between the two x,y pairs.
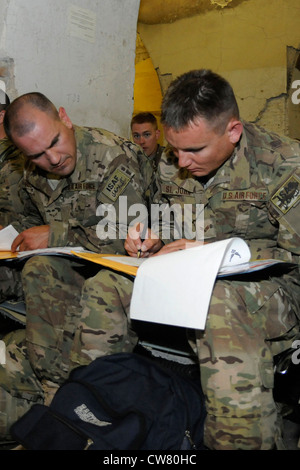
149,144 -> 165,173
12,126 -> 149,254
142,144 -> 165,214
0,138 -> 25,226
151,121 -> 300,266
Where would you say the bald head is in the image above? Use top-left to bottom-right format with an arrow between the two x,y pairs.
4,92 -> 59,142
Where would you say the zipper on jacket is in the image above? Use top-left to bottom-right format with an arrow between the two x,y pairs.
84,438 -> 94,450
185,430 -> 196,449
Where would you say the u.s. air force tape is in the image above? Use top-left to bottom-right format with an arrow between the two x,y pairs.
68,182 -> 96,190
101,166 -> 133,202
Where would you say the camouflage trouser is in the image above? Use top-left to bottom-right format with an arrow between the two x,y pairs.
1,257 -> 299,447
0,256 -> 137,439
22,255 -> 137,384
193,272 -> 300,450
0,329 -> 44,439
0,261 -> 24,303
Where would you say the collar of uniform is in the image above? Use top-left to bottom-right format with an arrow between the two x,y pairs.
73,125 -> 87,175
225,123 -> 251,190
0,138 -> 20,164
199,124 -> 251,197
24,167 -> 70,202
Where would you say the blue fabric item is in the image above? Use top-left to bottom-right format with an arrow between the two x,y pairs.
11,352 -> 206,450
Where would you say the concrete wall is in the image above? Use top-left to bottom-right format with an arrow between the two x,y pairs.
0,0 -> 140,137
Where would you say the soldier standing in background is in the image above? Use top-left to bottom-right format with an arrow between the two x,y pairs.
131,112 -> 164,173
131,112 -> 164,206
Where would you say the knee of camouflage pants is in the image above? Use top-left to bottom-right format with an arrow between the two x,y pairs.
22,256 -> 137,382
196,276 -> 298,450
22,255 -> 86,384
69,269 -> 137,370
0,330 -> 44,440
0,262 -> 24,303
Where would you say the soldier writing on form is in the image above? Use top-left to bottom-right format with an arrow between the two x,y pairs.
0,92 -> 149,440
125,69 -> 300,450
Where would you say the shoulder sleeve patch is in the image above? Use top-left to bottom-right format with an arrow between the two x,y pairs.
271,174 -> 300,214
101,165 -> 133,202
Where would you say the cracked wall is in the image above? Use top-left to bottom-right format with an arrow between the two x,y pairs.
137,0 -> 300,137
138,0 -> 248,25
287,46 -> 300,140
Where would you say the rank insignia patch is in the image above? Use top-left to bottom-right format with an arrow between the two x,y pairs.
271,174 -> 300,214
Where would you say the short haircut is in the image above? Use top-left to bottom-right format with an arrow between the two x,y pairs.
0,90 -> 10,113
4,92 -> 59,140
131,112 -> 158,129
161,69 -> 240,134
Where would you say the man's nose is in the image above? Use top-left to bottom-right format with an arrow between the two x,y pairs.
138,135 -> 146,144
177,150 -> 191,168
45,148 -> 61,166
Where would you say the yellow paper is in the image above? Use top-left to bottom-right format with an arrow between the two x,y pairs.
71,252 -> 144,276
0,251 -> 17,259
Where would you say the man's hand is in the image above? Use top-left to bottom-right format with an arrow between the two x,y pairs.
11,225 -> 50,252
152,238 -> 204,256
125,223 -> 163,258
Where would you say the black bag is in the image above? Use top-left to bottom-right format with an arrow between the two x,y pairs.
11,352 -> 206,450
273,346 -> 300,422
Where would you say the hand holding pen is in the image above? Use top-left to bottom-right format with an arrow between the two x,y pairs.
124,223 -> 163,258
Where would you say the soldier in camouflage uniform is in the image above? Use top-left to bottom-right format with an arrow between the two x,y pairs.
0,139 -> 24,227
0,91 -> 25,306
125,70 -> 300,450
0,91 -> 25,227
0,92 -> 149,439
131,112 -> 164,175
131,112 -> 165,213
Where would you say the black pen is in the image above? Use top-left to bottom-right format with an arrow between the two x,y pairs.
137,237 -> 144,259
137,223 -> 146,259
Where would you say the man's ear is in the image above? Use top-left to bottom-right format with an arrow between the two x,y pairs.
155,129 -> 161,140
58,107 -> 73,129
0,110 -> 4,126
227,119 -> 243,144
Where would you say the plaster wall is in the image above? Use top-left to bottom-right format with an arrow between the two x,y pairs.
0,0 -> 140,137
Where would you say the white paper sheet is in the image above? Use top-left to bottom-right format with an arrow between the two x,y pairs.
0,225 -> 19,250
103,256 -> 144,267
0,340 -> 6,365
130,238 -> 251,330
15,246 -> 89,258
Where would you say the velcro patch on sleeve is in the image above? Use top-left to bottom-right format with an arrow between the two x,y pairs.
271,174 -> 300,214
101,166 -> 133,202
